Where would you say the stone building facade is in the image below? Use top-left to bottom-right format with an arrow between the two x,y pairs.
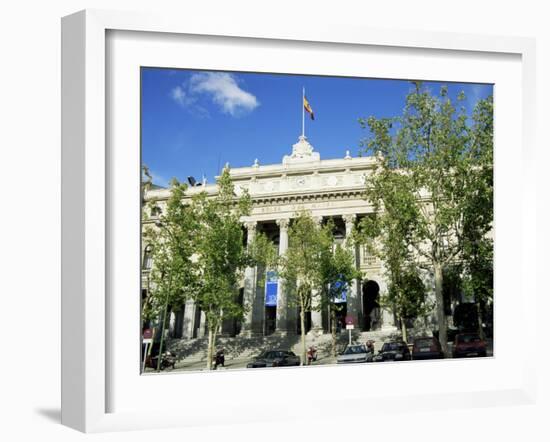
142,135 -> 399,339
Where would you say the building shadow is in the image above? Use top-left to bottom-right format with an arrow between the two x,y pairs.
34,407 -> 61,423
168,333 -> 303,366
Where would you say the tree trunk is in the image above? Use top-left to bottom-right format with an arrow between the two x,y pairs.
331,308 -> 337,357
434,262 -> 448,356
206,326 -> 214,370
400,316 -> 408,343
156,303 -> 170,372
212,328 -> 218,367
300,307 -> 306,366
156,274 -> 173,372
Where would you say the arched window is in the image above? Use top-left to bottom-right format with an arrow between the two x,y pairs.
143,245 -> 153,270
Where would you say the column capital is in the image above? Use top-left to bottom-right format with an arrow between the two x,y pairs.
276,218 -> 290,230
244,221 -> 257,233
343,213 -> 357,226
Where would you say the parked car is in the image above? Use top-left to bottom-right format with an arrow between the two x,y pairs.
247,350 -> 301,368
433,327 -> 460,343
453,333 -> 487,358
373,340 -> 411,362
412,336 -> 444,360
337,344 -> 373,364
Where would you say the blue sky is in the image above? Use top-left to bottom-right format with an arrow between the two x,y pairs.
141,68 -> 492,187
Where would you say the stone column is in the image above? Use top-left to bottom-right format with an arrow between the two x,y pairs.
343,214 -> 361,327
182,299 -> 196,339
181,299 -> 195,339
198,311 -> 207,338
240,221 -> 258,337
378,274 -> 397,332
275,218 -> 292,334
309,216 -> 324,335
168,311 -> 176,337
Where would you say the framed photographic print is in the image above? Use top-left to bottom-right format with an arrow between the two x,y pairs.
61,9 -> 537,433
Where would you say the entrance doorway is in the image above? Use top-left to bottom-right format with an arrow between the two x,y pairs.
193,306 -> 202,338
296,308 -> 311,334
265,306 -> 276,335
362,280 -> 380,331
333,302 -> 347,333
234,288 -> 244,336
325,302 -> 348,333
173,307 -> 185,338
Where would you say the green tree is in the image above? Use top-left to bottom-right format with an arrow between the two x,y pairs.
354,168 -> 434,342
248,230 -> 280,283
461,237 -> 493,338
460,97 -> 494,338
278,211 -> 325,365
142,179 -> 198,371
355,198 -> 430,343
385,267 -> 431,342
318,221 -> 360,356
190,167 -> 252,369
359,83 -> 493,354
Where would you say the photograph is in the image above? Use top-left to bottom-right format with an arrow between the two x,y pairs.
139,68 -> 494,373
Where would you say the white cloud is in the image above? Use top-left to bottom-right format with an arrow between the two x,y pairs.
170,85 -> 195,107
189,72 -> 259,116
170,72 -> 259,117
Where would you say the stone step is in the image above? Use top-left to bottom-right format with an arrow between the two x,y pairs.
167,329 -> 403,363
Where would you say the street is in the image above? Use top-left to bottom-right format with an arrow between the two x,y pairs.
143,336 -> 493,373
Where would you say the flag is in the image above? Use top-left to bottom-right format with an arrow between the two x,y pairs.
303,96 -> 315,120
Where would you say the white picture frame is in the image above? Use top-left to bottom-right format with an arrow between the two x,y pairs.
61,9 -> 537,433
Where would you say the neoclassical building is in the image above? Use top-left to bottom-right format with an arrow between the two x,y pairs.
142,135 -> 399,340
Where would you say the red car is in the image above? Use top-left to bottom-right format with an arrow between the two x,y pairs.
453,333 -> 487,358
412,336 -> 444,360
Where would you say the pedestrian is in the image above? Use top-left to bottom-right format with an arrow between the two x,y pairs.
306,346 -> 317,365
366,339 -> 375,354
214,347 -> 225,369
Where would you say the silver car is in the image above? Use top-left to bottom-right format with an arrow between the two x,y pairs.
337,344 -> 373,364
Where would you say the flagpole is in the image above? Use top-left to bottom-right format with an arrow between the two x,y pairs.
302,87 -> 305,137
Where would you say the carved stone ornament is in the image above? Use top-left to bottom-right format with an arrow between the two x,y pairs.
276,218 -> 290,230
282,135 -> 321,164
343,213 -> 357,226
245,221 -> 257,232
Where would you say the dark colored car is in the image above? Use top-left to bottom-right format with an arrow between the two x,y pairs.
373,341 -> 411,362
412,336 -> 444,360
453,333 -> 487,358
247,350 -> 301,368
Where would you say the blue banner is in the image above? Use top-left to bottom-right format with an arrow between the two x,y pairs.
331,280 -> 347,304
265,270 -> 278,307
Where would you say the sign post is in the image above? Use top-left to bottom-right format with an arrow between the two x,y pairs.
142,328 -> 154,373
345,315 -> 355,346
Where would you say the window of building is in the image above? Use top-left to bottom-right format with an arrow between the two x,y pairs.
143,245 -> 153,270
150,205 -> 161,217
